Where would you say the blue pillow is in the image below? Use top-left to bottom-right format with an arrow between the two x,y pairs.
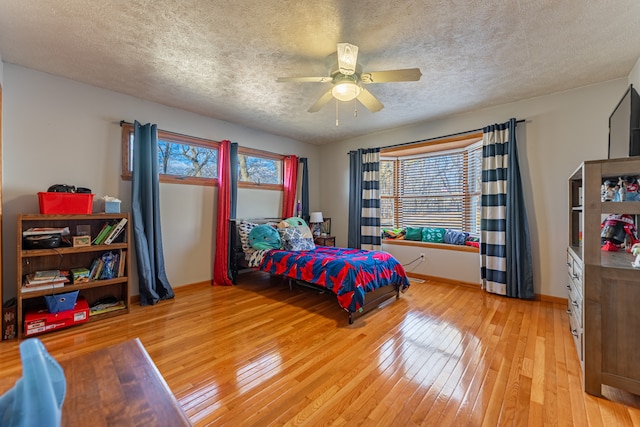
248,225 -> 281,250
444,229 -> 469,245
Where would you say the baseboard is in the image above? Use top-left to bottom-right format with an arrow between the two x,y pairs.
136,276 -> 569,307
406,272 -> 480,289
407,272 -> 569,305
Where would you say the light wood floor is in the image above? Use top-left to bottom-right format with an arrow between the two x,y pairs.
1,271 -> 640,426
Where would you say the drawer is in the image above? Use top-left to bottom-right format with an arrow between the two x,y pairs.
571,262 -> 583,285
568,288 -> 582,328
568,306 -> 583,362
566,249 -> 574,273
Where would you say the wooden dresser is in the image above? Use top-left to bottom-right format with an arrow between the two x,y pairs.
568,158 -> 640,397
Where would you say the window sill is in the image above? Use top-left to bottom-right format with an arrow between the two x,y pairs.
382,239 -> 479,253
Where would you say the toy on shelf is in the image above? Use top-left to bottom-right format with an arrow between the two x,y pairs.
621,175 -> 640,201
632,243 -> 640,268
600,213 -> 639,251
601,179 -> 621,202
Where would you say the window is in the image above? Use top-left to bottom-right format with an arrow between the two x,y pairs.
121,123 -> 219,186
237,147 -> 284,190
380,133 -> 483,235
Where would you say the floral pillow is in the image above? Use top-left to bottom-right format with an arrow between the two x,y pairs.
422,227 -> 446,243
278,227 -> 316,251
238,221 -> 258,259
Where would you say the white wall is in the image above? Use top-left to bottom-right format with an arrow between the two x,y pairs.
629,56 -> 640,87
2,64 -> 320,300
382,243 -> 481,284
320,79 -> 629,298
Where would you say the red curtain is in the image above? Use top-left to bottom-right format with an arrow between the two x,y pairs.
213,140 -> 233,286
282,155 -> 298,218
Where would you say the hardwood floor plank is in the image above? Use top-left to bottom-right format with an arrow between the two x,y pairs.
1,271 -> 639,426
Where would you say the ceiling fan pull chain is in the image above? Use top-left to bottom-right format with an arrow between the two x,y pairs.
336,101 -> 339,127
354,98 -> 358,118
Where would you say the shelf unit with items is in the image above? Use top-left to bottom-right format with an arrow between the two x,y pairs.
568,158 -> 640,397
16,213 -> 131,339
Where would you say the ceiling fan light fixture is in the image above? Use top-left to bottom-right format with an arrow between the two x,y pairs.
332,82 -> 361,102
337,42 -> 358,75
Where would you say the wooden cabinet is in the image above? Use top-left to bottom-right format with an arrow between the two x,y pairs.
568,158 -> 640,396
17,213 -> 131,339
314,235 -> 336,247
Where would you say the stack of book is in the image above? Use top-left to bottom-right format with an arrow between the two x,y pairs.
22,270 -> 70,293
87,249 -> 127,281
23,227 -> 67,237
89,300 -> 126,316
92,218 -> 127,245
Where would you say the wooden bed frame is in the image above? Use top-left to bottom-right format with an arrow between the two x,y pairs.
229,219 -> 402,324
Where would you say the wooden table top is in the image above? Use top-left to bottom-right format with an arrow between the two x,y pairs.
60,338 -> 191,426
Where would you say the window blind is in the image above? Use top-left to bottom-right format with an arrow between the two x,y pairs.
381,143 -> 482,234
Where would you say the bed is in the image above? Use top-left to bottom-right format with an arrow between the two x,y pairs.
229,218 -> 410,323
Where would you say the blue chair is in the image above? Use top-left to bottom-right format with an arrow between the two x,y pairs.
0,338 -> 66,427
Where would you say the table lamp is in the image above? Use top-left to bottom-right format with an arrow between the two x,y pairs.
309,212 -> 323,237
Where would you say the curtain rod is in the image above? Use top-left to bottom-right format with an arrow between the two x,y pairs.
119,120 -> 211,142
366,118 -> 527,152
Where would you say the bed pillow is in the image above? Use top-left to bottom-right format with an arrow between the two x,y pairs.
405,226 -> 423,241
444,229 -> 469,245
422,227 -> 446,243
248,224 -> 281,250
279,217 -> 308,228
238,221 -> 258,258
278,227 -> 316,251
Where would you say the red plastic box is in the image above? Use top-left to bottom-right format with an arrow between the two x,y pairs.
38,192 -> 94,214
24,297 -> 89,336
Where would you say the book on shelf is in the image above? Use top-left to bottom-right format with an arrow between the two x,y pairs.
103,217 -> 127,245
22,227 -> 67,237
89,300 -> 126,316
25,275 -> 68,286
21,282 -> 65,293
92,222 -> 113,245
117,249 -> 127,277
92,259 -> 104,280
25,272 -> 69,286
33,269 -> 61,281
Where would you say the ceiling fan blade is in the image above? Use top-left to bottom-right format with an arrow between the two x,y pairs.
308,89 -> 334,113
276,76 -> 333,83
357,88 -> 384,112
360,68 -> 422,84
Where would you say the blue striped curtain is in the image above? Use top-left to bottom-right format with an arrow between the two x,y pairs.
348,148 -> 381,250
481,118 -> 534,298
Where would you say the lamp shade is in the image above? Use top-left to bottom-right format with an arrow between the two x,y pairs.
309,212 -> 323,223
331,82 -> 361,101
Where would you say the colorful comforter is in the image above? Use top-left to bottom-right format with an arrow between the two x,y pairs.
259,246 -> 410,313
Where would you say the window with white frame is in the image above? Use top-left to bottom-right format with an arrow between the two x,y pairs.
380,134 -> 483,235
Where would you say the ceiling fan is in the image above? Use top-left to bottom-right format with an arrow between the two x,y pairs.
276,42 -> 422,113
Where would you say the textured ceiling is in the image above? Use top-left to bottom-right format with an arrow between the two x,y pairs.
1,1 -> 640,144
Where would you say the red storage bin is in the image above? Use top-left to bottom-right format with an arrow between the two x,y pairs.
38,192 -> 94,214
